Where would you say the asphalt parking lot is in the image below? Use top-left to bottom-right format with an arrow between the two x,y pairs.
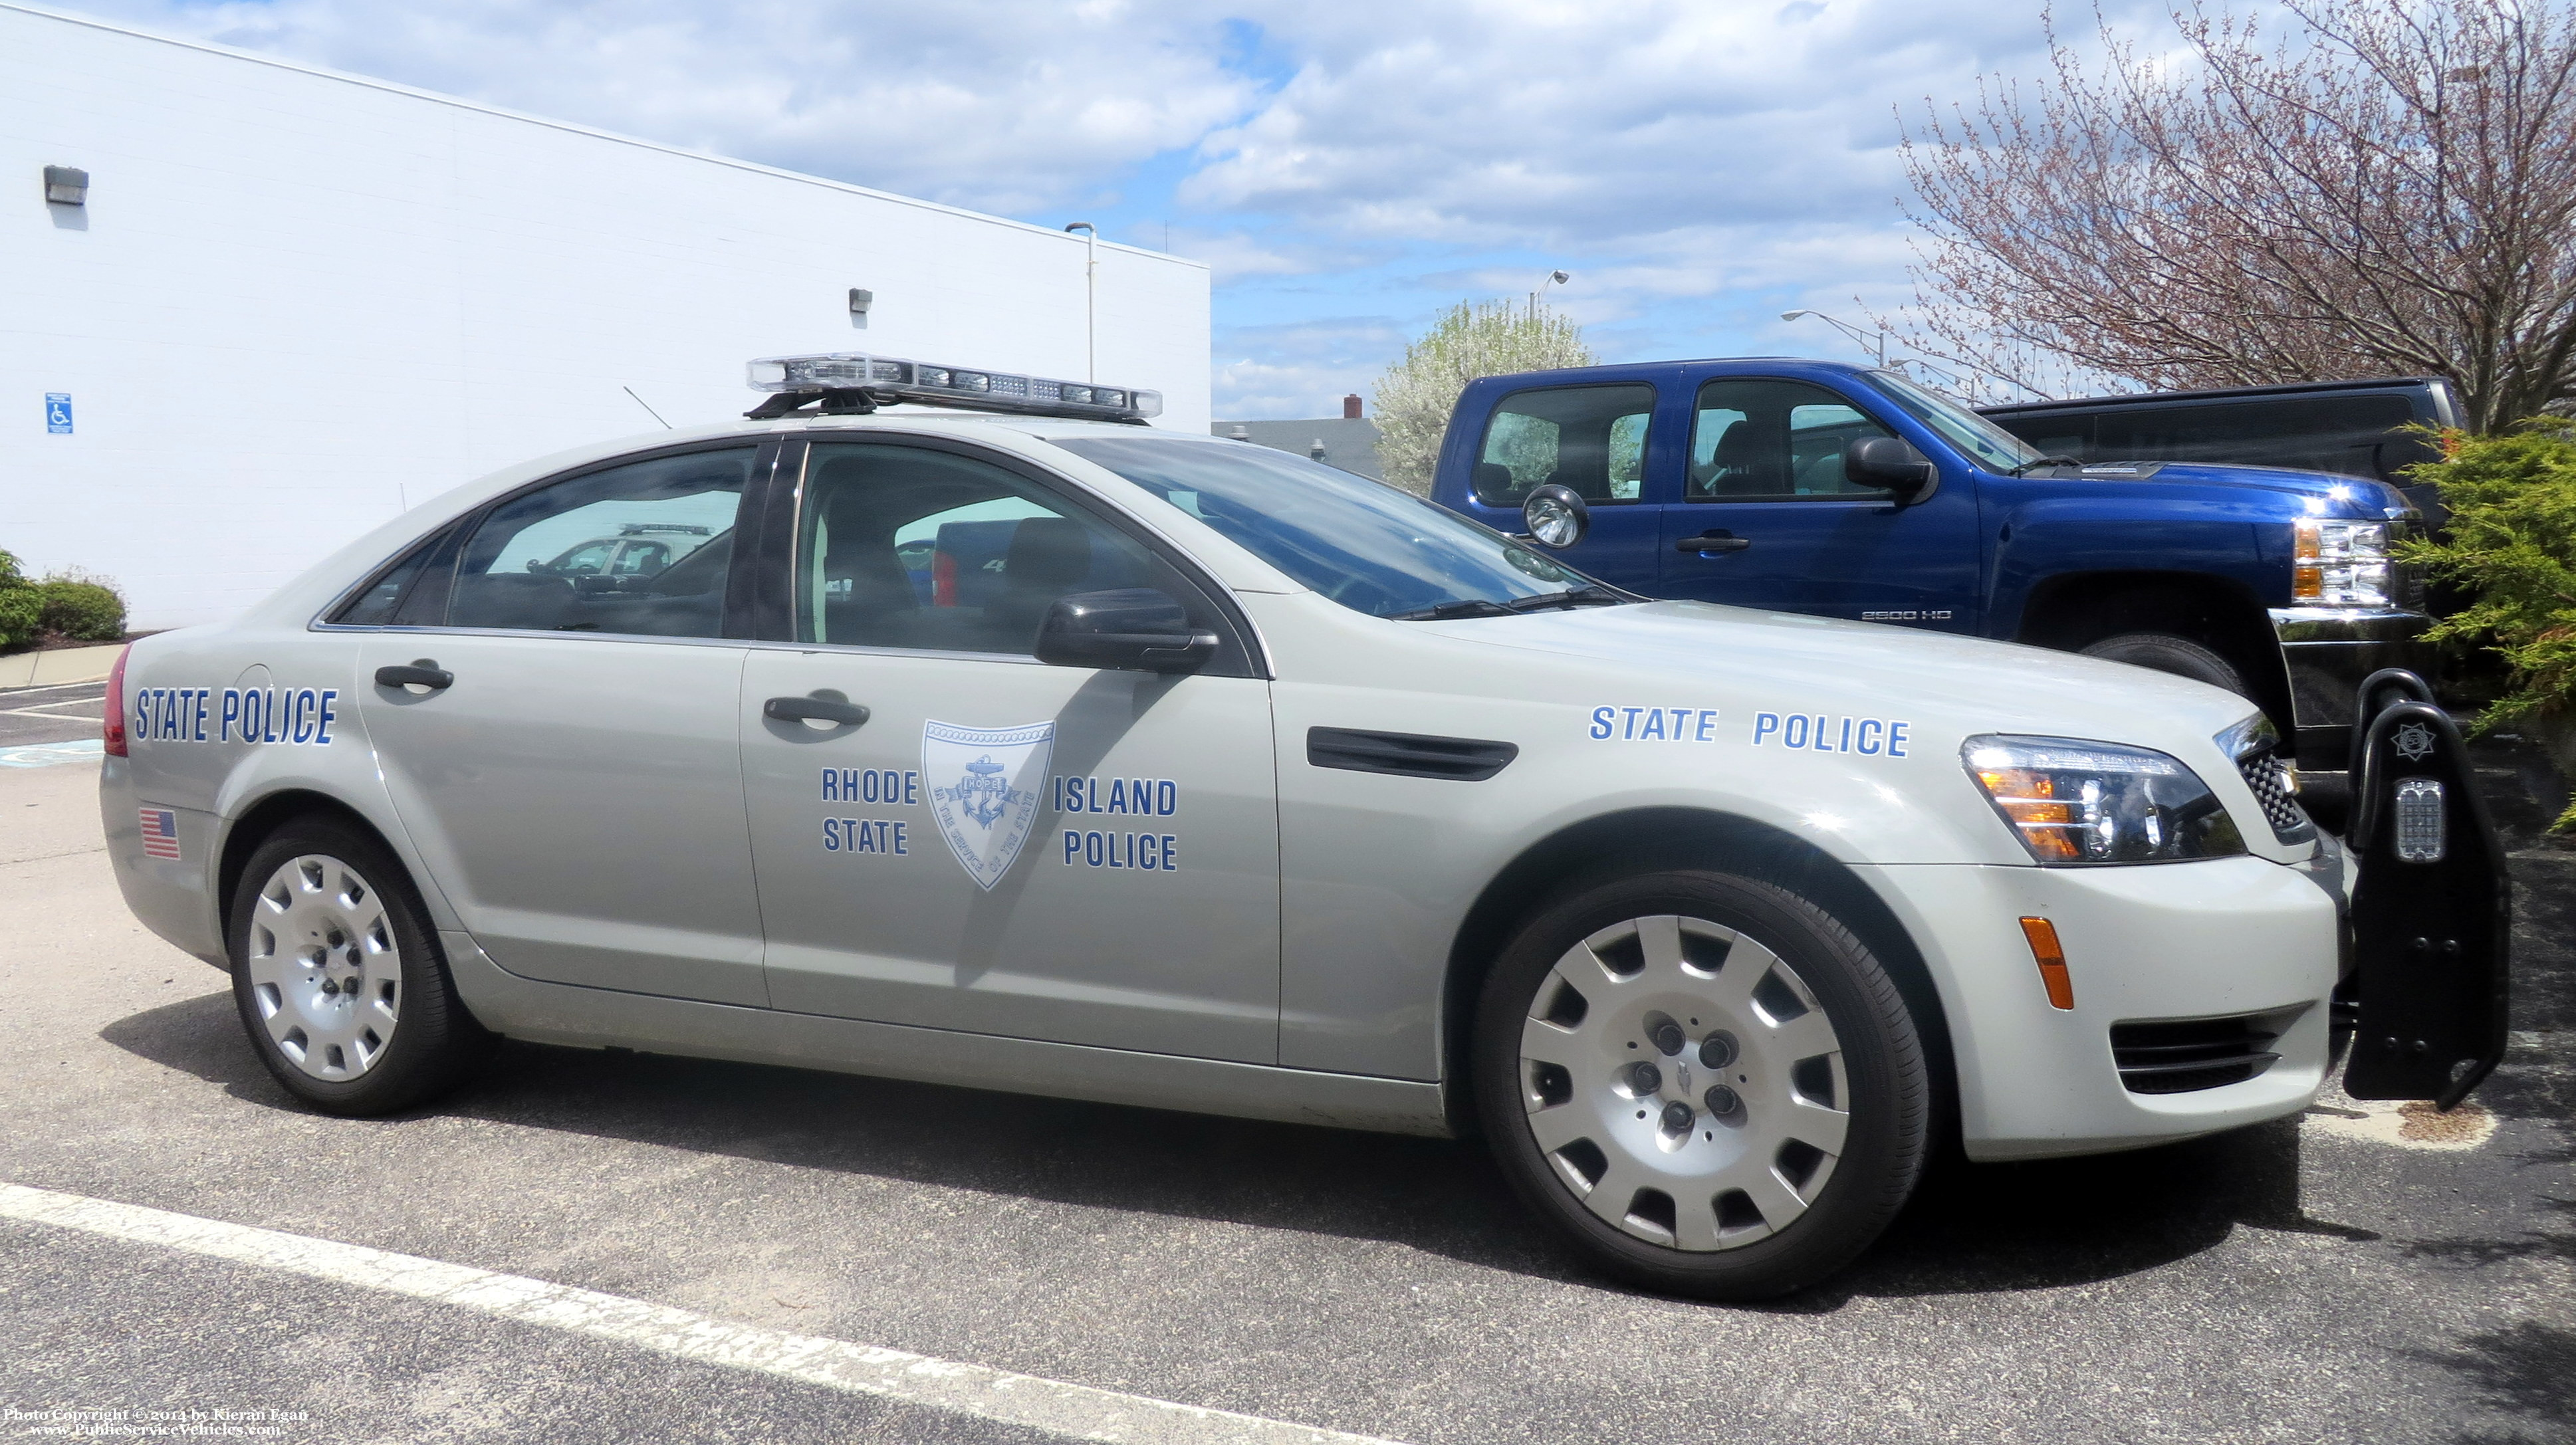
1,681 -> 2569,1444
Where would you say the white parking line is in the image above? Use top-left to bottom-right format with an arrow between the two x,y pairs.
0,1182 -> 1405,1445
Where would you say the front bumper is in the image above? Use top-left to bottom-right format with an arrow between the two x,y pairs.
2268,608 -> 2435,766
1856,853 -> 2343,1162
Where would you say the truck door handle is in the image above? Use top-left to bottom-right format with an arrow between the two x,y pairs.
374,662 -> 453,691
1675,531 -> 1752,554
764,694 -> 872,726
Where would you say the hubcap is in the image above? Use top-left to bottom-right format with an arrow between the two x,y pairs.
243,854 -> 401,1081
1518,914 -> 1849,1251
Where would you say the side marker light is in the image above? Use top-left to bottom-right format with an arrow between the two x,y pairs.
2392,777 -> 2446,862
2018,917 -> 2075,1010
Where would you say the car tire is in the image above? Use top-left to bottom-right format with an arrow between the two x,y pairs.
2077,631 -> 2248,697
1474,869 -> 1929,1300
226,816 -> 492,1116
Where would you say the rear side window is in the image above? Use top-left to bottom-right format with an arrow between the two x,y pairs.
445,447 -> 756,638
329,530 -> 451,627
1471,384 -> 1654,506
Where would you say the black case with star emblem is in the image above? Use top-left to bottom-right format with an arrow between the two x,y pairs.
2341,671 -> 2510,1107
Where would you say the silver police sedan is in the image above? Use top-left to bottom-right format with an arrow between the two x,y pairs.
99,354 -> 2505,1299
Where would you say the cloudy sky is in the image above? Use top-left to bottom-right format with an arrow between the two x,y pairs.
78,0 -> 2174,417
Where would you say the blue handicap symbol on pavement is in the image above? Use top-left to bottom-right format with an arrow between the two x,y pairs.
45,394 -> 72,434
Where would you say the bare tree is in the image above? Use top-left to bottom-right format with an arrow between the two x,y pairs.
1373,300 -> 1593,495
1893,0 -> 2576,428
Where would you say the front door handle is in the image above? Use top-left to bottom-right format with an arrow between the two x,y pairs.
1675,531 -> 1752,554
764,693 -> 872,726
374,661 -> 453,691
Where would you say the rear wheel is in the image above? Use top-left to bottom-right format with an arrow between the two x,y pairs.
1474,869 -> 1929,1299
2077,631 -> 2248,697
227,817 -> 491,1115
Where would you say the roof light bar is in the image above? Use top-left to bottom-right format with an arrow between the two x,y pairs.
745,353 -> 1162,423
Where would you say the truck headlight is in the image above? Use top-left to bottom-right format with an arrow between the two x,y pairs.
2293,518 -> 2389,606
1963,735 -> 2248,864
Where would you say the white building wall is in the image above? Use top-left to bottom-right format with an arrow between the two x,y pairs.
0,3 -> 1210,629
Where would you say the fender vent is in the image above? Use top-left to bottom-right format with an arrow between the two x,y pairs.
2110,1014 -> 2285,1094
2235,748 -> 2315,841
1306,726 -> 1518,782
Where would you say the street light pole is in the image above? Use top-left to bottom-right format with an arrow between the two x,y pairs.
1780,309 -> 1885,366
1529,269 -> 1571,318
1064,222 -> 1098,381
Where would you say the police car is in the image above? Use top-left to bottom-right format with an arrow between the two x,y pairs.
99,354 -> 2508,1299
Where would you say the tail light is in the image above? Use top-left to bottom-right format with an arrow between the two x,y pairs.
102,645 -> 132,756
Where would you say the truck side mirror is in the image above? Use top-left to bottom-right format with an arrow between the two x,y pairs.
1845,437 -> 1936,502
1034,588 -> 1219,673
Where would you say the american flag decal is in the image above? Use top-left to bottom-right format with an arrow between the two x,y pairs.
139,808 -> 181,861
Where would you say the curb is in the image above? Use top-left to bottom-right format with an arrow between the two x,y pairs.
0,642 -> 124,690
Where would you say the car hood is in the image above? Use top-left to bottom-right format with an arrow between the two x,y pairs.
1422,600 -> 2258,744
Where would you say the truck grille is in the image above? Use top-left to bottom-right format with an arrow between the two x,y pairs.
2110,1015 -> 2283,1093
2388,518 -> 2426,611
2236,749 -> 2313,840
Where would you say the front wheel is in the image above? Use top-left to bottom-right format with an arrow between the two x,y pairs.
2077,631 -> 2249,697
1474,869 -> 1929,1299
227,817 -> 491,1115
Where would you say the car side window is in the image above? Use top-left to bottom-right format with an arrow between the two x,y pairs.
445,447 -> 754,637
795,442 -> 1197,657
1688,380 -> 1895,500
1471,384 -> 1654,506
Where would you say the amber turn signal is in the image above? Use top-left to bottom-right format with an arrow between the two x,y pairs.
2018,916 -> 2075,1010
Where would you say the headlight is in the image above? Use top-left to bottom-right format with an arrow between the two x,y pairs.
2293,518 -> 2389,606
1963,735 -> 2248,864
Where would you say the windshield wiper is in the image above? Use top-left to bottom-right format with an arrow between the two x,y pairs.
2010,455 -> 2083,476
1501,585 -> 1626,613
1389,598 -> 1518,621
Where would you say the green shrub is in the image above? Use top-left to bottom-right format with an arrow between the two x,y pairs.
0,548 -> 22,586
37,578 -> 126,641
2396,423 -> 2576,831
0,584 -> 38,649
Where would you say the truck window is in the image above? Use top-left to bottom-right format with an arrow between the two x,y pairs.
1688,380 -> 1896,500
1472,384 -> 1654,506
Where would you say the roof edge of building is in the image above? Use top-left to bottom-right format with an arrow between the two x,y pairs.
2,0 -> 1206,270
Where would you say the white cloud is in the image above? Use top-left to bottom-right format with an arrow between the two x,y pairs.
76,0 -> 2182,416
81,0 -> 1260,214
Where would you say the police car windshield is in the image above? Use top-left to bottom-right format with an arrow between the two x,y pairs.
1053,436 -> 1606,619
1864,370 -> 2046,473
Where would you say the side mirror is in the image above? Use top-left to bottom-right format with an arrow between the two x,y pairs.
1034,588 -> 1219,674
1522,484 -> 1591,548
1845,436 -> 1936,502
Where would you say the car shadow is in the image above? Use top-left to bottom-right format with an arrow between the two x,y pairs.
101,990 -> 2383,1308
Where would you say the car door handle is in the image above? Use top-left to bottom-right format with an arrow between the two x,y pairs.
1675,532 -> 1752,554
764,694 -> 872,726
374,662 -> 453,690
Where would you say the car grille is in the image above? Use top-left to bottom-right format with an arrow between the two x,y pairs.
2236,748 -> 2313,840
2110,1015 -> 2284,1094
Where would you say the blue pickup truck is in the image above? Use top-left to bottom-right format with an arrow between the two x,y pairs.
1427,358 -> 2434,783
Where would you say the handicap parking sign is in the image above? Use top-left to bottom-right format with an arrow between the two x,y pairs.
45,394 -> 72,434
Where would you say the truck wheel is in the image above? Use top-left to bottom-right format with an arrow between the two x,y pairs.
226,817 -> 491,1116
2078,631 -> 2248,696
1474,869 -> 1929,1299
